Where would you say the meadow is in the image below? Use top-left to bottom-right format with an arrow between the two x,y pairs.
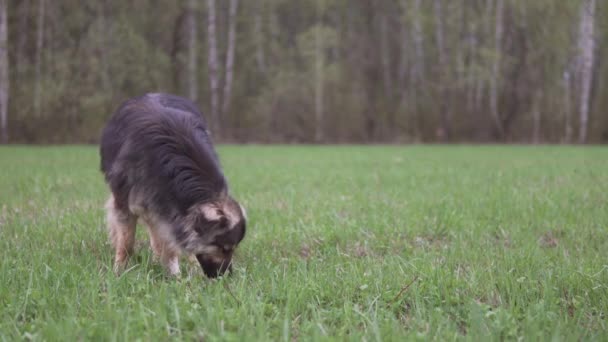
0,145 -> 606,341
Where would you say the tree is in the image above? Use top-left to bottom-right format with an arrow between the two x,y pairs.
15,0 -> 30,78
186,0 -> 198,102
532,90 -> 542,143
410,0 -> 425,139
577,0 -> 596,144
0,0 -> 7,143
434,0 -> 450,141
34,0 -> 45,118
563,69 -> 573,143
221,0 -> 239,118
489,0 -> 504,138
314,0 -> 324,143
207,0 -> 220,136
254,0 -> 266,73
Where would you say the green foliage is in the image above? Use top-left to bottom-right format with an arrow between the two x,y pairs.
4,0 -> 608,143
1,146 -> 607,339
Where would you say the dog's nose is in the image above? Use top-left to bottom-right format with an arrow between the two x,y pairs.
196,254 -> 232,278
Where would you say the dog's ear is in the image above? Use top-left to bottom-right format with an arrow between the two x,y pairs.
200,203 -> 221,221
199,203 -> 229,228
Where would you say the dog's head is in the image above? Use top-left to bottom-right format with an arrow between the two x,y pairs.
188,196 -> 246,278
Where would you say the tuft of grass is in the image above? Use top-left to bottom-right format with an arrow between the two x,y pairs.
0,145 -> 607,340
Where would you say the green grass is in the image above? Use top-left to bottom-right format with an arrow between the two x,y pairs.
0,145 -> 607,341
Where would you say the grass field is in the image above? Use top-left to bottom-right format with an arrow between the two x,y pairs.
0,145 -> 607,341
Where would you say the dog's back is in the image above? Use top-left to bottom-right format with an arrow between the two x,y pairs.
100,93 -> 226,216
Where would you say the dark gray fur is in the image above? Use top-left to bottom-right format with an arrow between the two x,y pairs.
100,93 -> 245,277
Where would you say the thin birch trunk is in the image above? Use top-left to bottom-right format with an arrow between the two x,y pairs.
221,0 -> 239,117
187,0 -> 198,102
455,0 -> 465,93
314,7 -> 324,143
98,1 -> 112,97
434,0 -> 450,141
577,0 -> 595,144
0,0 -> 8,143
463,7 -> 479,113
474,0 -> 494,119
16,0 -> 30,77
34,0 -> 46,118
473,3 -> 485,115
206,0 -> 220,136
411,0 -> 424,80
396,6 -> 409,135
410,0 -> 424,139
380,13 -> 392,94
254,0 -> 266,73
532,90 -> 542,144
397,23 -> 408,97
489,0 -> 504,137
467,23 -> 478,114
563,70 -> 573,143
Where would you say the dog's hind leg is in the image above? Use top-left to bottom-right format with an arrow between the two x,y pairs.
106,194 -> 137,274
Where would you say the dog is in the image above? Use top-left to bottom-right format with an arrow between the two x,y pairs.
100,93 -> 246,278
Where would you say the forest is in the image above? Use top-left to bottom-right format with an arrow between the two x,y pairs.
0,0 -> 605,144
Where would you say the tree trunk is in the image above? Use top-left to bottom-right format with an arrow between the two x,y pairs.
563,70 -> 573,143
34,0 -> 46,118
221,0 -> 239,118
186,0 -> 198,102
489,0 -> 504,138
455,0 -> 465,101
465,31 -> 476,115
206,0 -> 220,137
98,1 -> 112,98
15,0 -> 30,77
397,22 -> 408,97
577,0 -> 595,144
314,8 -> 324,143
434,0 -> 450,141
467,20 -> 480,115
254,0 -> 266,73
473,1 -> 485,117
411,0 -> 424,80
410,0 -> 424,139
532,90 -> 542,144
395,2 -> 409,139
379,12 -> 392,95
0,0 -> 8,143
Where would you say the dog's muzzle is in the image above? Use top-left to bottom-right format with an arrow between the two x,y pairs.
195,253 -> 232,278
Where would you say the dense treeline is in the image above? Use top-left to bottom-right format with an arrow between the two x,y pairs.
0,0 -> 606,144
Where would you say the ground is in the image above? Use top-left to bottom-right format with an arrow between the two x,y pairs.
0,145 -> 606,341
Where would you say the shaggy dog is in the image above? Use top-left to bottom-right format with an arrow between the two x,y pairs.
100,93 -> 246,278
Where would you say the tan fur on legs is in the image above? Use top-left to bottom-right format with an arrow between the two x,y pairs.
146,224 -> 163,260
161,249 -> 181,276
106,195 -> 137,274
144,220 -> 181,276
